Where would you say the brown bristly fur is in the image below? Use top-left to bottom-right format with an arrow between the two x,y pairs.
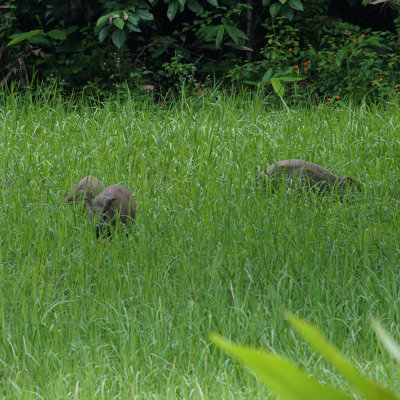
63,175 -> 104,204
259,159 -> 360,195
85,184 -> 136,236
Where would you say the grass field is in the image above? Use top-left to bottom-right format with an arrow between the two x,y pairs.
1,88 -> 400,399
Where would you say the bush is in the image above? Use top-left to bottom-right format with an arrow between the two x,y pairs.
233,17 -> 400,101
1,0 -> 399,98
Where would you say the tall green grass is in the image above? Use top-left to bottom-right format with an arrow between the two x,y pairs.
0,87 -> 400,398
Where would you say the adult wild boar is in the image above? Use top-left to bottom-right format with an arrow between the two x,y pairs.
260,159 -> 360,195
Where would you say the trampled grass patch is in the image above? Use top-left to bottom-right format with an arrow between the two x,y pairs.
0,88 -> 400,398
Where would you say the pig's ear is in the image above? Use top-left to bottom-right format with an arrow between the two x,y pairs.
103,198 -> 117,214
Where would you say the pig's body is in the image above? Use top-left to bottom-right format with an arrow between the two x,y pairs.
262,159 -> 360,194
86,184 -> 136,229
64,175 -> 104,204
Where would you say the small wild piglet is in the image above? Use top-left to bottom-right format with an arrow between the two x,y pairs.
260,159 -> 360,195
64,175 -> 104,204
85,184 -> 136,234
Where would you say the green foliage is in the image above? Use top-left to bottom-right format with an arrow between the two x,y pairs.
162,55 -> 197,86
304,22 -> 400,99
0,2 -> 18,79
266,0 -> 304,20
94,2 -> 154,49
0,0 -> 297,90
239,16 -> 400,100
7,29 -> 44,46
244,66 -> 305,110
0,0 -> 399,97
212,315 -> 400,400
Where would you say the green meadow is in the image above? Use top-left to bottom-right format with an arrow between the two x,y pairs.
1,88 -> 400,399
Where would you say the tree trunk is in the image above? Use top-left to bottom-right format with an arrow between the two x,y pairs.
246,0 -> 253,62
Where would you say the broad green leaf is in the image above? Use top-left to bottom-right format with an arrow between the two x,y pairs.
113,17 -> 125,30
335,49 -> 345,67
271,77 -> 285,97
279,75 -> 306,82
288,0 -> 304,11
188,0 -> 203,14
47,29 -> 67,40
364,38 -> 391,51
94,24 -> 101,35
275,66 -> 297,77
287,314 -> 399,400
280,5 -> 294,19
128,14 -> 139,25
178,0 -> 186,8
224,25 -> 248,43
98,26 -> 109,42
372,319 -> 400,363
96,15 -> 110,27
203,25 -> 218,40
126,23 -> 141,32
244,80 -> 258,86
270,3 -> 282,17
167,1 -> 179,20
207,0 -> 218,5
111,29 -> 126,48
7,29 -> 43,46
28,35 -> 50,46
210,333 -> 352,400
136,9 -> 154,20
262,68 -> 273,82
215,25 -> 224,48
64,26 -> 78,36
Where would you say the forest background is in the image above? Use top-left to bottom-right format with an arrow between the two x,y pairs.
1,0 -> 400,100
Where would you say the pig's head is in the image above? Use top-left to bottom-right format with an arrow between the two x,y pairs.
85,197 -> 119,237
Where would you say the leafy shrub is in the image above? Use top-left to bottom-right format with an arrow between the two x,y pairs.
1,0 -> 399,98
236,14 -> 400,101
303,21 -> 400,100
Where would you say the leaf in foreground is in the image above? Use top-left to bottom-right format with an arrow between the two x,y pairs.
210,333 -> 352,400
287,313 -> 399,400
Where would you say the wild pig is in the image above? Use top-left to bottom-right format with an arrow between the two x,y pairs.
260,159 -> 360,195
64,175 -> 104,204
85,184 -> 136,233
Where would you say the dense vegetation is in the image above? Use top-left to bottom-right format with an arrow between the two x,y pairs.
1,0 -> 400,98
1,88 -> 400,398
